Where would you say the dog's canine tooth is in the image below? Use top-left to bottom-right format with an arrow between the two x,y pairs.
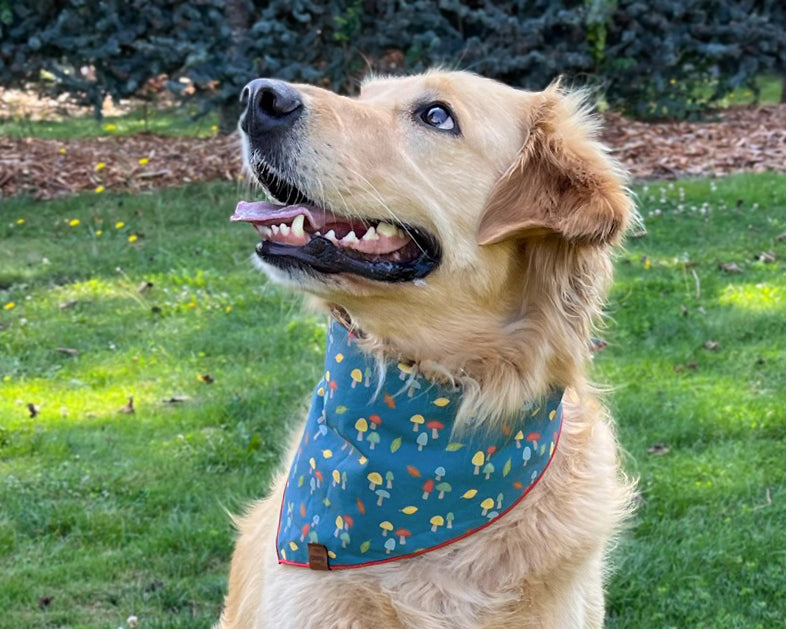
280,223 -> 290,236
324,229 -> 337,242
362,226 -> 379,241
261,226 -> 272,238
342,231 -> 358,244
271,224 -> 280,235
292,214 -> 305,237
377,222 -> 398,237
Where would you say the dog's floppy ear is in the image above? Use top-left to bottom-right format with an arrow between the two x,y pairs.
477,85 -> 632,247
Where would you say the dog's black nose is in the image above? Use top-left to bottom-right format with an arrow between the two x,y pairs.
240,79 -> 303,135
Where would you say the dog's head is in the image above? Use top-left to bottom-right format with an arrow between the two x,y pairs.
234,71 -> 633,416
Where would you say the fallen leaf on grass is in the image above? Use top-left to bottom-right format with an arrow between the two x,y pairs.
777,232 -> 786,242
648,442 -> 670,456
56,347 -> 79,356
138,280 -> 154,293
719,262 -> 743,273
197,373 -> 214,384
27,402 -> 40,418
704,340 -> 720,351
755,251 -> 776,263
59,300 -> 79,310
162,395 -> 190,404
119,396 -> 135,413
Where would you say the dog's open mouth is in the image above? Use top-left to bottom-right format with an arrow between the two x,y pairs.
231,169 -> 441,282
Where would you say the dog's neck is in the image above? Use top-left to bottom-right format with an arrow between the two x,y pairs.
275,316 -> 565,569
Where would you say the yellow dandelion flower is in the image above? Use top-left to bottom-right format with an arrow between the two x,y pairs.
69,218 -> 80,227
104,123 -> 117,132
3,302 -> 15,310
95,186 -> 105,194
115,221 -> 125,229
211,125 -> 218,133
16,218 -> 25,225
225,306 -> 232,313
138,157 -> 149,165
128,234 -> 138,243
95,162 -> 106,170
96,230 -> 103,236
58,147 -> 67,154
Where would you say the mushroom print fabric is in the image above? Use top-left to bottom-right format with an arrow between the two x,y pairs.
276,319 -> 564,569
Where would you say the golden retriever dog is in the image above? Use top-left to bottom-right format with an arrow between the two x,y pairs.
220,70 -> 635,629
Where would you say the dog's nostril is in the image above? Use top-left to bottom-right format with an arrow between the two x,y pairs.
257,86 -> 300,118
240,79 -> 303,135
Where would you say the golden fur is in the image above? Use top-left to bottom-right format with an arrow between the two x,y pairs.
218,70 -> 635,629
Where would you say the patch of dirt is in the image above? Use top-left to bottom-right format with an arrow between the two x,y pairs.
1,101 -> 785,199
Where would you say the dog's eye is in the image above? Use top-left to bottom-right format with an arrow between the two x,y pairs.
419,104 -> 457,132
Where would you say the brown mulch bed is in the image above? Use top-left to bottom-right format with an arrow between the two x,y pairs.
2,104 -> 785,200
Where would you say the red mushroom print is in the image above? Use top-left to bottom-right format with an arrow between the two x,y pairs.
486,445 -> 497,461
314,470 -> 324,487
426,420 -> 444,439
300,523 -> 310,542
329,380 -> 338,398
526,432 -> 541,450
422,478 -> 435,500
394,528 -> 412,545
343,515 -> 354,530
368,414 -> 382,430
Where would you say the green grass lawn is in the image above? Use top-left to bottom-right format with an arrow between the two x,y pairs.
1,174 -> 785,628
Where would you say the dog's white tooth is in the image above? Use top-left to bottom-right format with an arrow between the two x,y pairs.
280,223 -> 290,236
377,222 -> 398,237
324,229 -> 337,241
271,224 -> 280,235
262,226 -> 272,238
342,230 -> 358,243
362,226 -> 379,241
291,214 -> 305,237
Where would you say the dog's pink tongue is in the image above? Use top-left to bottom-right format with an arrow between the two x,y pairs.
231,200 -> 318,226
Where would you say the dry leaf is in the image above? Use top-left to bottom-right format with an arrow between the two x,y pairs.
755,251 -> 776,263
27,402 -> 40,418
197,373 -> 214,384
119,396 -> 135,413
138,280 -> 154,293
648,442 -> 670,456
162,395 -> 190,404
776,232 -> 786,242
704,341 -> 720,350
719,262 -> 743,273
56,347 -> 79,356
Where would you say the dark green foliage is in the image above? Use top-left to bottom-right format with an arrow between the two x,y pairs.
602,0 -> 786,119
1,0 -> 785,121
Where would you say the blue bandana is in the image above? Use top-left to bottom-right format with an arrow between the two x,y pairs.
276,318 -> 564,569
